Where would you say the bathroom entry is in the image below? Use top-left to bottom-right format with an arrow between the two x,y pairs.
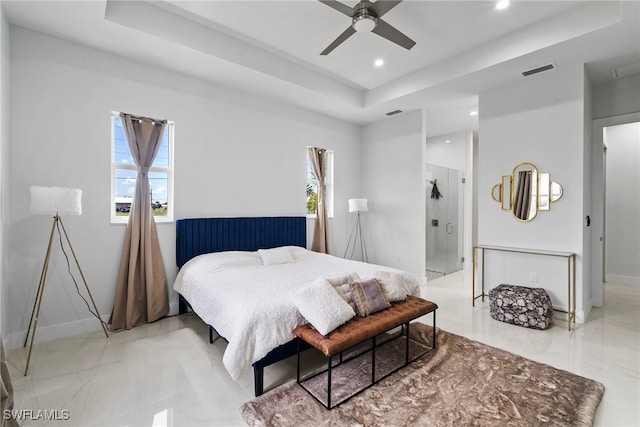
425,164 -> 464,279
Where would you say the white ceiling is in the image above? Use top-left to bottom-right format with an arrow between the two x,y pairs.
3,0 -> 640,136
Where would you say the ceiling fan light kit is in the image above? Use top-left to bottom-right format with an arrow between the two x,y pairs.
353,14 -> 377,32
319,0 -> 415,55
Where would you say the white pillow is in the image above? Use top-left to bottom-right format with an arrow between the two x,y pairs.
258,247 -> 295,265
326,272 -> 361,287
373,270 -> 409,302
326,272 -> 361,309
293,277 -> 356,336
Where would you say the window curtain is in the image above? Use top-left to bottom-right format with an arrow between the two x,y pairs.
109,113 -> 169,330
308,147 -> 330,254
1,336 -> 18,427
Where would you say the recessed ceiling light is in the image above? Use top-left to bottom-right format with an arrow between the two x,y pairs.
470,110 -> 478,116
496,0 -> 510,10
374,58 -> 384,67
445,140 -> 451,143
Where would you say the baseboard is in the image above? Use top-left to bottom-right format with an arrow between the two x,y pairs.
576,301 -> 591,324
605,274 -> 640,286
4,314 -> 110,351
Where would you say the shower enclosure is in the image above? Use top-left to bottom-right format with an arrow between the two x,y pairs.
425,164 -> 464,279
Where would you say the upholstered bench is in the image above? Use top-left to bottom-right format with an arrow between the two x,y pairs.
489,284 -> 553,330
294,295 -> 437,409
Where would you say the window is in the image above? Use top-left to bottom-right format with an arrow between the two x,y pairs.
306,148 -> 333,218
111,112 -> 174,223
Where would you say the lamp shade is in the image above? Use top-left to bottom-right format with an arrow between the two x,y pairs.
348,198 -> 368,213
30,186 -> 82,215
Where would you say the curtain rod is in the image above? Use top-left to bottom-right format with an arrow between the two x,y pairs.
122,112 -> 166,126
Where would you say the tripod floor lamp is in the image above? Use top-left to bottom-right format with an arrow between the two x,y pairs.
344,198 -> 369,262
24,186 -> 108,376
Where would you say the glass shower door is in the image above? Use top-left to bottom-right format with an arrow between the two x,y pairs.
425,164 -> 464,278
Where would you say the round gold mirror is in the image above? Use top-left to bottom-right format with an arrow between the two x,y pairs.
491,163 -> 563,221
550,182 -> 563,202
491,183 -> 502,202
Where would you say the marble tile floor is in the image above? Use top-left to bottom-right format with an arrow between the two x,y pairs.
6,271 -> 639,426
425,270 -> 445,281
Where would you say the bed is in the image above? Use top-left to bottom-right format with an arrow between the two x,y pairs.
173,216 -> 420,396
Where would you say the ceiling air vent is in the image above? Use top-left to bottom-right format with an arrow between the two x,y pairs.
386,109 -> 403,116
610,62 -> 640,79
522,63 -> 556,77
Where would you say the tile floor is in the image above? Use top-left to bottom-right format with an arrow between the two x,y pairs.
6,270 -> 639,426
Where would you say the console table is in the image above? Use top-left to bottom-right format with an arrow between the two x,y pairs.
472,245 -> 576,331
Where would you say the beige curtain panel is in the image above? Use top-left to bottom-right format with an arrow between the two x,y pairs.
1,336 -> 19,427
109,113 -> 169,330
308,147 -> 330,254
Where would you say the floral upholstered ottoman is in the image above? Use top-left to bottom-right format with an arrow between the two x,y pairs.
488,284 -> 553,330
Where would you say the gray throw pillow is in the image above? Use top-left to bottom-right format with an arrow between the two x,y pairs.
350,278 -> 391,317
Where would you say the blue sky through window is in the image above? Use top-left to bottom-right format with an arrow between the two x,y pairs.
113,116 -> 170,204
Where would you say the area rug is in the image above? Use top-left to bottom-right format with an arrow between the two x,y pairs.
240,323 -> 604,426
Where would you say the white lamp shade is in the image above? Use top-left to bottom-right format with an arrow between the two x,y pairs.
348,198 -> 368,213
30,186 -> 82,215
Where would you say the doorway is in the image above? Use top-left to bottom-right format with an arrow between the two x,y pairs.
592,113 -> 640,306
603,121 -> 640,284
425,163 -> 464,279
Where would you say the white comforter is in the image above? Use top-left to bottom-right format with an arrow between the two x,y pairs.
172,246 -> 420,380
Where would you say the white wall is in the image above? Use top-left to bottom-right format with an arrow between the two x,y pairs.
5,27 -> 361,347
604,122 -> 640,285
592,74 -> 640,120
0,5 -> 9,339
360,111 -> 425,279
478,64 -> 589,321
424,132 -> 468,170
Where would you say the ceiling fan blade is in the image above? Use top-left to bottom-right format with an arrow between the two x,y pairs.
372,18 -> 416,50
318,0 -> 355,17
321,26 -> 356,55
369,0 -> 403,18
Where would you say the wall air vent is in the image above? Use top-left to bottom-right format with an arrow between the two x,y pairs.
386,109 -> 403,116
610,62 -> 640,79
522,63 -> 556,77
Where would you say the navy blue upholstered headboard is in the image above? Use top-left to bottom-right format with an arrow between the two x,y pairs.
176,216 -> 306,268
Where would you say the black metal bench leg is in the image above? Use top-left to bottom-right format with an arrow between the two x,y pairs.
405,322 -> 410,364
371,336 -> 376,383
296,337 -> 301,383
433,309 -> 437,350
327,355 -> 332,409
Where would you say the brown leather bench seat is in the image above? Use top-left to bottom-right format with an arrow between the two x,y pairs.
294,295 -> 438,357
294,295 -> 438,409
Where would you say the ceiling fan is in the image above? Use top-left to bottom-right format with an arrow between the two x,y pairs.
319,0 -> 416,55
